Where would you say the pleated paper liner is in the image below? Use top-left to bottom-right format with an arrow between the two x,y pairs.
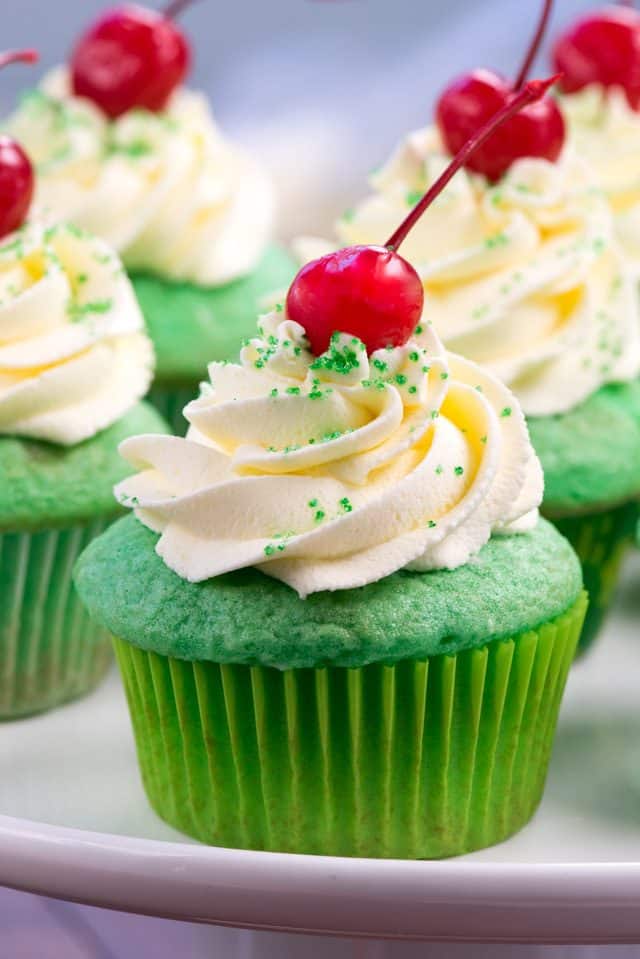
148,384 -> 197,437
551,500 -> 638,654
0,521 -> 113,720
114,591 -> 586,859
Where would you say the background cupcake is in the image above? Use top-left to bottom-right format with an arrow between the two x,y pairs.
6,3 -> 296,432
311,75 -> 640,653
553,5 -> 640,276
0,219 -> 167,718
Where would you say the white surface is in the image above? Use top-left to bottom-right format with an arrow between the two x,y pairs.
0,553 -> 639,944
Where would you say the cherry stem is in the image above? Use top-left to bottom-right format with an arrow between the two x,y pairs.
0,49 -> 39,72
163,0 -> 201,18
514,0 -> 553,90
385,74 -> 561,253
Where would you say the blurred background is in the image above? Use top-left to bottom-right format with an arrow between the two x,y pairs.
0,1 -> 632,956
3,0 -> 588,239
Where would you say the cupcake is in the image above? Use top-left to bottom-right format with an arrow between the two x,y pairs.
311,68 -> 640,653
552,5 -> 640,275
0,218 -> 167,718
5,4 -> 296,433
75,85 -> 587,858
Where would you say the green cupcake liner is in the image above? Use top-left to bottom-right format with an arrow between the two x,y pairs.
113,592 -> 586,859
147,384 -> 196,436
0,522 -> 113,719
551,501 -> 638,654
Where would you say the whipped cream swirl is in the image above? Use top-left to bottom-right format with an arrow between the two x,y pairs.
0,222 -> 153,445
6,68 -> 274,286
559,85 -> 640,273
318,127 -> 640,417
115,311 -> 542,597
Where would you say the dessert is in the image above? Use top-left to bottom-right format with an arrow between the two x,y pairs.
6,3 -> 295,432
553,7 -> 640,272
75,86 -> 586,858
315,3 -> 640,651
0,50 -> 167,717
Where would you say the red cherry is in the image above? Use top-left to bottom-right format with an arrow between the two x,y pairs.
0,137 -> 34,240
0,50 -> 39,240
435,0 -> 564,182
70,2 -> 199,119
436,69 -> 565,182
287,77 -> 559,356
286,246 -> 423,356
552,6 -> 640,110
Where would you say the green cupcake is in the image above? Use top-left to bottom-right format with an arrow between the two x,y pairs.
334,126 -> 640,653
0,221 -> 168,718
75,310 -> 586,858
7,69 -> 296,434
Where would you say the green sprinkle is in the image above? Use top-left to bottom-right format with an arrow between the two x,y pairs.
435,465 -> 443,475
254,360 -> 265,369
108,139 -> 153,159
270,388 -> 279,397
275,303 -> 283,312
406,189 -> 423,207
76,272 -> 88,285
415,325 -> 423,335
339,497 -> 353,513
342,207 -> 355,223
454,466 -> 464,476
373,358 -> 388,372
315,510 -> 326,523
264,545 -> 276,557
286,386 -> 301,395
408,385 -> 417,395
440,372 -> 449,380
66,298 -> 113,322
480,435 -> 487,444
395,373 -> 408,385
409,351 -> 419,362
427,520 -> 437,528
308,499 -> 318,508
501,406 -> 512,418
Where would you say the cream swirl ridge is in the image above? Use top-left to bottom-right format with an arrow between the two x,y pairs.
6,68 -> 274,286
115,311 -> 542,597
0,221 -> 153,445
331,127 -> 640,416
559,86 -> 640,273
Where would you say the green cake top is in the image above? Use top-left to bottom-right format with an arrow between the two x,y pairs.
0,402 -> 167,532
529,380 -> 640,515
74,515 -> 582,669
131,245 -> 297,385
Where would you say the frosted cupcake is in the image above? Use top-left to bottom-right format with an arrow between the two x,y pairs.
5,4 -> 295,432
553,5 -> 640,274
0,219 -> 167,718
76,86 -> 586,857
316,91 -> 640,653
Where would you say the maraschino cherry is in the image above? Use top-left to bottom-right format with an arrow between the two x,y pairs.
0,50 -> 39,241
287,76 -> 559,357
70,1 -> 200,119
436,0 -> 565,182
552,5 -> 640,110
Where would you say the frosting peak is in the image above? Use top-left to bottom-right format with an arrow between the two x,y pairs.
115,311 -> 542,597
0,221 -> 153,445
6,68 -> 274,286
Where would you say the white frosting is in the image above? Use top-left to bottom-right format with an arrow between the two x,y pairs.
115,311 -> 542,598
560,85 -> 640,273
318,127 -> 640,417
6,68 -> 275,286
0,222 -> 153,445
